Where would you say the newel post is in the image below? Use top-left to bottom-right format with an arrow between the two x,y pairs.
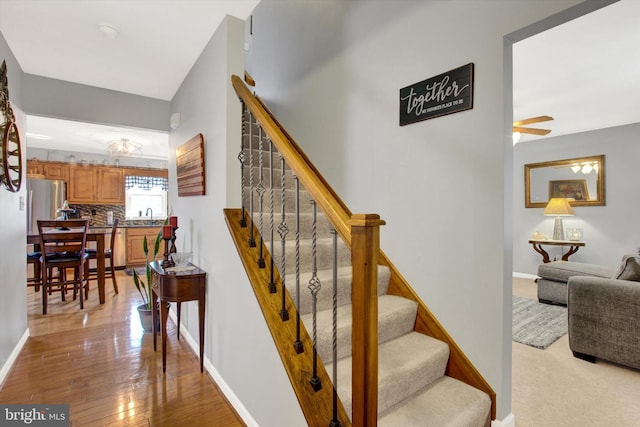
350,214 -> 385,427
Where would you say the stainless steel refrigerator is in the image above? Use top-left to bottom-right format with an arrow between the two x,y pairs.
26,178 -> 66,234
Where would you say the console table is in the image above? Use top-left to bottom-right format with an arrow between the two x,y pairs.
150,261 -> 207,373
529,239 -> 585,263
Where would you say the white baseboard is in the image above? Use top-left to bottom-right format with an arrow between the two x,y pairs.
492,413 -> 515,427
168,310 -> 258,427
513,272 -> 538,280
0,328 -> 30,388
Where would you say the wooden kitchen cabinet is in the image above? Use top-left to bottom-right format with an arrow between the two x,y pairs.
27,160 -> 69,180
26,160 -> 43,175
68,166 -> 124,205
126,227 -> 162,267
43,163 -> 69,180
98,168 -> 125,204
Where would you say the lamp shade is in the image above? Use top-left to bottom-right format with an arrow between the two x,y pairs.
543,198 -> 575,217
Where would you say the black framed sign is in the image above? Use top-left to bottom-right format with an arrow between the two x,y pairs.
399,63 -> 474,126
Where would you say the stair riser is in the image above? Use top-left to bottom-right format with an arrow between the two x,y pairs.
270,238 -> 351,273
302,295 -> 418,363
287,265 -> 390,316
242,148 -> 288,171
243,187 -> 316,214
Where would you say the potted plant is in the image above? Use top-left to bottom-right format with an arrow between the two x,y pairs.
132,230 -> 162,333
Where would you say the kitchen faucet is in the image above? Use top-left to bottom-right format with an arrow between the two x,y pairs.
145,208 -> 153,222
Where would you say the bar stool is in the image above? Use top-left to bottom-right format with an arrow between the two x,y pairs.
38,219 -> 90,314
85,218 -> 119,294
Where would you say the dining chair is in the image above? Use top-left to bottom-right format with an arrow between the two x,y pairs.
85,218 -> 119,294
37,219 -> 90,314
27,250 -> 42,292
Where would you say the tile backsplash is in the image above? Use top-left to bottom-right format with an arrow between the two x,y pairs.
70,204 -> 125,227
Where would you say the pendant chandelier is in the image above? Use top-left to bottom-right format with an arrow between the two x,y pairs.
107,138 -> 142,156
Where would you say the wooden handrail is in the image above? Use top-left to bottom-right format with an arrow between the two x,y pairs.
231,74 -> 496,421
232,75 -> 352,245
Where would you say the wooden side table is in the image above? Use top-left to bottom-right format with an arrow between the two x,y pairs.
529,239 -> 585,263
150,261 -> 207,373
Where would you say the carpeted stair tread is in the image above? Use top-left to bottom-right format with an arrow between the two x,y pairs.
286,265 -> 390,316
242,129 -> 492,424
251,210 -> 334,241
328,331 -> 450,418
301,294 -> 417,362
378,376 -> 491,427
269,237 -> 352,272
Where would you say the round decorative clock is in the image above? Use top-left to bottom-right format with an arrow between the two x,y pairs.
0,59 -> 22,192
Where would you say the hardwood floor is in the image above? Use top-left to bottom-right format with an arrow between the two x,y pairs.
0,271 -> 245,427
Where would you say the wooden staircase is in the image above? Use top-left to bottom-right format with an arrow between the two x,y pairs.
225,74 -> 495,426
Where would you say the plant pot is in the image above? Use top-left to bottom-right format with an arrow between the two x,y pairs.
137,303 -> 160,333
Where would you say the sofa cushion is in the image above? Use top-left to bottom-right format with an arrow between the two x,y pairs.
538,261 -> 615,283
612,255 -> 640,281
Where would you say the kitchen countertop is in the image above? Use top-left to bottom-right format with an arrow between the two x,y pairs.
89,223 -> 163,230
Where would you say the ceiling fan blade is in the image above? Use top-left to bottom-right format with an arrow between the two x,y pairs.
513,115 -> 554,127
513,126 -> 551,136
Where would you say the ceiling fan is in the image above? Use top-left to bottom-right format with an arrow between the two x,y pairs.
513,115 -> 553,135
512,115 -> 553,144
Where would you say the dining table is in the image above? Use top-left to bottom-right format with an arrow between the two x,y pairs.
27,230 -> 107,305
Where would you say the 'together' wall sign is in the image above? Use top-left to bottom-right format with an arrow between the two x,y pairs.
399,63 -> 474,126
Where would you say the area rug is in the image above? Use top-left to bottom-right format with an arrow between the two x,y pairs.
512,296 -> 567,349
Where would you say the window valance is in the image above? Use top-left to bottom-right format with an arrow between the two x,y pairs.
125,175 -> 168,191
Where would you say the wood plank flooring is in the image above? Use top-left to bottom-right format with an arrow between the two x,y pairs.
0,271 -> 245,427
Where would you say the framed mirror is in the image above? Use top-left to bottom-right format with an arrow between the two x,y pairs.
525,155 -> 605,208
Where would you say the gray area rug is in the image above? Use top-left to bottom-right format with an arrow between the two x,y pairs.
512,296 -> 567,349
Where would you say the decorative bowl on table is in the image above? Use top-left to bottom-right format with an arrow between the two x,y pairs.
171,252 -> 192,267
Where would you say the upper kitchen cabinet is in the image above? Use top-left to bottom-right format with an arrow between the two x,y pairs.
43,162 -> 69,181
26,160 -> 68,180
68,166 -> 124,205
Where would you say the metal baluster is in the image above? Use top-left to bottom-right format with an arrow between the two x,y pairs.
256,128 -> 266,268
308,200 -> 322,392
238,102 -> 247,227
247,112 -> 256,247
277,154 -> 289,321
329,228 -> 341,427
293,174 -> 303,353
267,140 -> 277,293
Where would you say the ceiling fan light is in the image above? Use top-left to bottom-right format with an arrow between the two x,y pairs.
581,164 -> 593,174
512,131 -> 521,145
571,165 -> 581,173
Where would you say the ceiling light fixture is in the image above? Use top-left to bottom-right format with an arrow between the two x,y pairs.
512,131 -> 521,145
98,24 -> 119,39
108,138 -> 141,156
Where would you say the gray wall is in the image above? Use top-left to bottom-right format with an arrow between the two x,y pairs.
246,0 -> 586,421
22,74 -> 170,132
0,30 -> 28,382
514,122 -> 640,275
168,16 -> 305,426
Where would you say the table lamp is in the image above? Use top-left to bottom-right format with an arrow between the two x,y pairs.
543,197 -> 575,240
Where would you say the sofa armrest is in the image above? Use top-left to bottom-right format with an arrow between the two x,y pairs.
567,276 -> 640,369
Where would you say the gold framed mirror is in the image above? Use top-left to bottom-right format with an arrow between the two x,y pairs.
525,155 -> 605,208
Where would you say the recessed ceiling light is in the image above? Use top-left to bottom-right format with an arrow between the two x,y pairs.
98,24 -> 119,39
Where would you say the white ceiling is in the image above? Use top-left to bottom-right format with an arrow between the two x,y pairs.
513,0 -> 640,143
0,0 -> 259,160
1,1 -> 639,155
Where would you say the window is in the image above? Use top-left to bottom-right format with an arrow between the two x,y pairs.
125,176 -> 168,219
